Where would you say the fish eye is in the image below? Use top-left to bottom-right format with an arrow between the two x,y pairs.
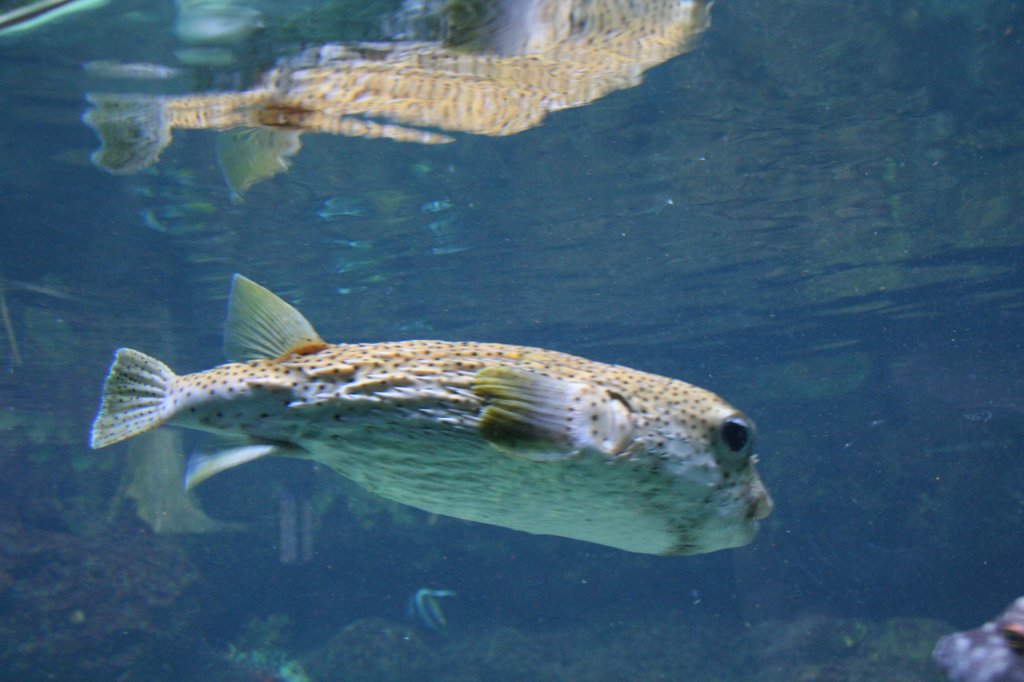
1001,623 -> 1024,652
719,415 -> 753,453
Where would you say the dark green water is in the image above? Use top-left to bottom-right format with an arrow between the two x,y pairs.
0,0 -> 1021,679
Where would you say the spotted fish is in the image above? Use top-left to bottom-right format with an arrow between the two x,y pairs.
90,275 -> 772,555
934,597 -> 1024,682
83,0 -> 711,195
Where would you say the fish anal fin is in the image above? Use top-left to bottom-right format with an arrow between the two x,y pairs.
183,442 -> 295,491
223,274 -> 325,362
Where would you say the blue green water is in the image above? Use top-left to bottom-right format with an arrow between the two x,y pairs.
0,0 -> 1022,679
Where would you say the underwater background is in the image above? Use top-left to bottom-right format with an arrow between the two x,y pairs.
1,0 -> 1022,679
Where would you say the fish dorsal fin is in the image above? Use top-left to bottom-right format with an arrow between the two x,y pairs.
223,274 -> 325,362
472,366 -> 635,461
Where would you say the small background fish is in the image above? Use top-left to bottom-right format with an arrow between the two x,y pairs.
934,597 -> 1024,682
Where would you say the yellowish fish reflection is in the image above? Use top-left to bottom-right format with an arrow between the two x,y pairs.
83,0 -> 711,196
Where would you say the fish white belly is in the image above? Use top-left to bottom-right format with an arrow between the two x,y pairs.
285,413 -> 753,556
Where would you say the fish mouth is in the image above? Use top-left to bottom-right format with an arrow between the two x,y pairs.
751,491 -> 774,520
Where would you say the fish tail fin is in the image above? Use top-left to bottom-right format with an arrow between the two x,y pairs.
90,348 -> 177,449
82,94 -> 172,174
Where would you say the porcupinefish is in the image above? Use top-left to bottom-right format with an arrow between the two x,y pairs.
90,275 -> 772,555
83,0 -> 711,196
934,597 -> 1024,682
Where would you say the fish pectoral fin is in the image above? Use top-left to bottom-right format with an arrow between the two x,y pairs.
441,0 -> 563,55
472,366 -> 635,461
223,274 -> 327,362
183,442 -> 295,491
216,128 -> 303,201
91,348 -> 177,449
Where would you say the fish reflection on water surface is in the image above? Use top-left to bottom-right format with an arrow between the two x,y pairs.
82,0 -> 711,195
90,275 -> 772,556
